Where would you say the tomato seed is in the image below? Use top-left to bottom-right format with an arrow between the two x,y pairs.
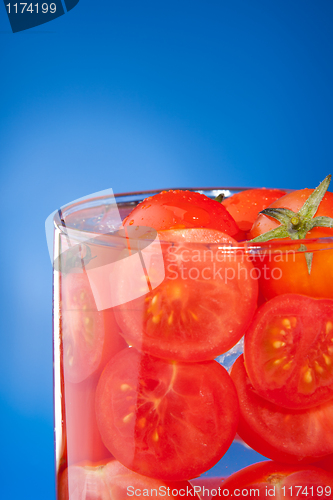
152,430 -> 159,442
138,418 -> 146,429
323,353 -> 331,365
303,370 -> 313,384
167,312 -> 174,325
273,341 -> 285,349
121,384 -> 132,391
123,413 -> 134,423
314,361 -> 324,374
282,319 -> 291,329
190,311 -> 198,321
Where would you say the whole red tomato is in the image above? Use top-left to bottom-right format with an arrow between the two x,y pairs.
223,188 -> 286,233
249,176 -> 333,299
122,190 -> 241,237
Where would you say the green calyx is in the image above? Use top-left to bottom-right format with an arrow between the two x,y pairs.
214,193 -> 225,203
249,175 -> 333,274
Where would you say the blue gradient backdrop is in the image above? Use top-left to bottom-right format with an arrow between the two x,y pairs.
1,2 -> 333,499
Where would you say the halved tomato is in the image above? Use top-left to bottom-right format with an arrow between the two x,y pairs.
61,271 -> 127,383
59,459 -> 198,500
223,188 -> 286,233
122,190 -> 240,237
230,355 -> 333,463
221,461 -> 333,499
95,348 -> 239,481
244,294 -> 333,409
114,229 -> 258,362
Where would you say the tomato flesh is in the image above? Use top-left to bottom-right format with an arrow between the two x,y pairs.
95,348 -> 239,481
122,190 -> 240,237
244,294 -> 333,409
223,188 -> 286,233
231,355 -> 333,463
114,229 -> 258,362
61,271 -> 126,383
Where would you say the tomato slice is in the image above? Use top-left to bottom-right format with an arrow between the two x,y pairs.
114,229 -> 258,362
230,355 -> 333,463
222,188 -> 286,233
61,271 -> 127,383
221,461 -> 333,499
95,348 -> 239,481
59,459 -> 198,500
122,190 -> 240,237
244,294 -> 333,409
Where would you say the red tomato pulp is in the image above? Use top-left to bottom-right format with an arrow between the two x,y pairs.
244,294 -> 333,409
95,348 -> 239,481
114,229 -> 258,361
231,355 -> 333,463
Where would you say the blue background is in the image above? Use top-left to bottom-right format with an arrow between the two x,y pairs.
1,1 -> 333,498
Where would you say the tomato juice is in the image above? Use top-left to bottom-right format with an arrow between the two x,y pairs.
52,187 -> 333,499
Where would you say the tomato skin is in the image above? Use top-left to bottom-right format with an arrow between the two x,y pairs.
114,229 -> 258,362
249,189 -> 333,300
220,461 -> 333,499
230,355 -> 333,463
223,188 -> 286,233
250,189 -> 333,240
61,271 -> 127,383
59,459 -> 198,500
95,348 -> 239,481
123,190 -> 240,238
244,294 -> 333,409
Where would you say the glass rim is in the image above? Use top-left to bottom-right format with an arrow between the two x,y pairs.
53,187 -> 333,255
